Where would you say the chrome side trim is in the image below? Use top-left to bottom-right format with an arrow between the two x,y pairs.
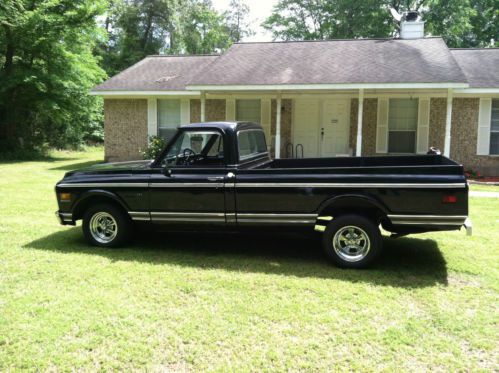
226,212 -> 236,224
235,183 -> 466,189
388,214 -> 467,226
58,183 -> 149,188
149,183 -> 223,188
128,211 -> 151,221
237,213 -> 317,225
151,212 -> 225,223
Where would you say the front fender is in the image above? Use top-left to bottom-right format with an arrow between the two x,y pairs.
71,189 -> 130,218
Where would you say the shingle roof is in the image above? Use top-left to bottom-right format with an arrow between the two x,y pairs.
450,48 -> 499,88
188,37 -> 468,86
93,55 -> 219,91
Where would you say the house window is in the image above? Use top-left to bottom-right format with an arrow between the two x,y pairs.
490,99 -> 499,155
158,99 -> 181,141
388,98 -> 418,153
236,99 -> 261,123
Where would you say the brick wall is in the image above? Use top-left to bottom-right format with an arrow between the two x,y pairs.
450,98 -> 498,176
104,99 -> 148,162
349,98 -> 378,156
190,99 -> 226,122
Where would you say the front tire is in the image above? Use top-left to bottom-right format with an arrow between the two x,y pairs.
82,204 -> 132,247
322,214 -> 381,268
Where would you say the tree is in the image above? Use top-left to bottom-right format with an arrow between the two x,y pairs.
262,0 -> 393,41
262,0 -> 498,47
0,0 -> 107,155
177,0 -> 232,54
224,0 -> 254,42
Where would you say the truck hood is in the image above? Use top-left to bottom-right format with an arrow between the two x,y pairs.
65,160 -> 153,176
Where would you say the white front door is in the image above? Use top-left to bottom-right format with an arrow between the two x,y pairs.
293,98 -> 351,158
293,98 -> 321,158
320,99 -> 351,157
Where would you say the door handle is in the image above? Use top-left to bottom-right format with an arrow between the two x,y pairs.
207,176 -> 224,181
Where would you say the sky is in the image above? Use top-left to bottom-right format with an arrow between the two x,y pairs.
212,0 -> 279,42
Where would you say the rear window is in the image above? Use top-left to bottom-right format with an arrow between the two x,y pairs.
237,130 -> 267,161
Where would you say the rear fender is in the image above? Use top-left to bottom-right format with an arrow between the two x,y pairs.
314,194 -> 389,232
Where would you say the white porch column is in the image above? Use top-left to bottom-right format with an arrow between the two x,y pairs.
275,92 -> 282,159
444,88 -> 453,157
200,92 -> 206,122
355,89 -> 364,156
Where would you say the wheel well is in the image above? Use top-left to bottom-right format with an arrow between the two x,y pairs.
319,198 -> 388,225
73,196 -> 128,221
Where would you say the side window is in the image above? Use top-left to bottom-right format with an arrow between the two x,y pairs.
490,99 -> 499,155
237,130 -> 267,161
162,131 -> 224,167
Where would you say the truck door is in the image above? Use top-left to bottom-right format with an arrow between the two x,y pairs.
149,130 -> 229,225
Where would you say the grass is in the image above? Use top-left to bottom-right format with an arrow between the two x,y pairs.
0,147 -> 498,371
469,183 -> 499,192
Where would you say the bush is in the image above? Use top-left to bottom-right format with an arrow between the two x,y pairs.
141,136 -> 166,159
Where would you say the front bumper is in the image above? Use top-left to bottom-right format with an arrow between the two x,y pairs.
463,217 -> 472,236
55,211 -> 75,226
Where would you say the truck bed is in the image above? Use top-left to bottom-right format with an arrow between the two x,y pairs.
250,154 -> 464,176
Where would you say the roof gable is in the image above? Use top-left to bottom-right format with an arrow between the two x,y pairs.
187,37 -> 467,87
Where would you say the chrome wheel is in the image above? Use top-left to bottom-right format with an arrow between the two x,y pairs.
89,212 -> 118,244
332,225 -> 371,263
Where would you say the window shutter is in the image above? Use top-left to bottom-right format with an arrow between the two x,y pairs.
260,99 -> 271,146
477,98 -> 492,155
376,98 -> 389,153
226,98 -> 235,121
416,98 -> 430,154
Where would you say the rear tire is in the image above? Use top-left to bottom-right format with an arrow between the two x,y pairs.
322,214 -> 381,268
82,204 -> 132,247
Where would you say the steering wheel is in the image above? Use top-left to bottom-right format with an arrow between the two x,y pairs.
179,148 -> 196,165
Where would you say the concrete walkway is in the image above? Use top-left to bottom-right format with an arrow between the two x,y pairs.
469,191 -> 499,198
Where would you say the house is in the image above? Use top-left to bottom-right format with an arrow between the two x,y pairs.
91,19 -> 499,176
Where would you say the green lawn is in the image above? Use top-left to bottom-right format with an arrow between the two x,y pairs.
1,148 -> 498,371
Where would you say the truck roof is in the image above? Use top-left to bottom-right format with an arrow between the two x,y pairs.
180,121 -> 262,134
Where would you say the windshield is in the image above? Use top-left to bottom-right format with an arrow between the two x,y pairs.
161,131 -> 224,167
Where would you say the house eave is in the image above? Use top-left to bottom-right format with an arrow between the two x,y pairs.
186,83 -> 469,91
453,88 -> 499,94
90,90 -> 201,96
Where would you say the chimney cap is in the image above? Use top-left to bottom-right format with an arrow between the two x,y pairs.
404,10 -> 420,22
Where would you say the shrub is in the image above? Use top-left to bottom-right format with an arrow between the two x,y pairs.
465,169 -> 482,179
141,136 -> 166,159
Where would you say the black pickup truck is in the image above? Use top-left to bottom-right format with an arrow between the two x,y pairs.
55,121 -> 471,268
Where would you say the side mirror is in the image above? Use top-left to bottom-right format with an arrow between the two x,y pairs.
163,167 -> 172,177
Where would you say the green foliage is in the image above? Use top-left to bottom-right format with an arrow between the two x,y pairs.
263,0 -> 498,47
0,0 -> 107,157
98,0 -> 254,76
141,135 -> 167,159
0,149 -> 498,370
